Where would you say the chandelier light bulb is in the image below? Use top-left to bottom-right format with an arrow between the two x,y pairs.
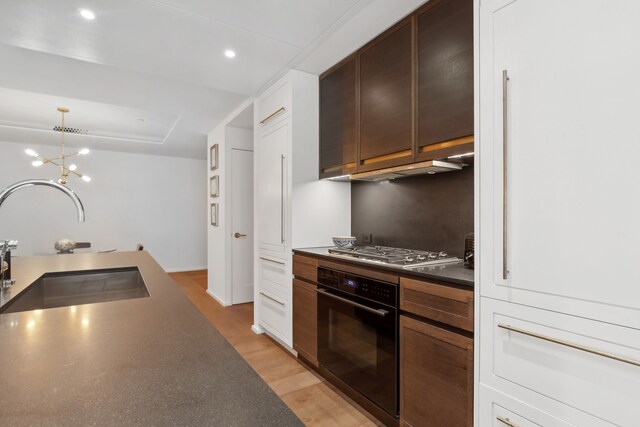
25,149 -> 38,157
32,160 -> 44,167
79,148 -> 90,155
81,175 -> 92,182
69,164 -> 78,171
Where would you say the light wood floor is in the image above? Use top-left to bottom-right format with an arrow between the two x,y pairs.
170,270 -> 382,427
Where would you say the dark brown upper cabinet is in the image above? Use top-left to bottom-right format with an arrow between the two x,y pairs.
416,0 -> 474,161
319,56 -> 357,179
318,1 -> 473,178
358,18 -> 414,172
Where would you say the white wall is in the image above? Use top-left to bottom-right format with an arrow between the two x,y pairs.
0,140 -> 206,272
207,99 -> 255,305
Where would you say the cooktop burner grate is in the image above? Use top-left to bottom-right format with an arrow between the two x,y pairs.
328,246 -> 460,267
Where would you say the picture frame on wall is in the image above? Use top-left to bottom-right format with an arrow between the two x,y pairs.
210,144 -> 218,171
210,203 -> 218,226
210,176 -> 219,198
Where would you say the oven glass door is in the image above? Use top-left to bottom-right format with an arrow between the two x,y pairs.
317,285 -> 397,416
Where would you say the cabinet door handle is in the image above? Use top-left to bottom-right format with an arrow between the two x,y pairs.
260,291 -> 285,306
498,323 -> 640,368
316,288 -> 388,316
281,154 -> 286,244
496,416 -> 519,427
259,107 -> 286,125
502,69 -> 509,280
259,256 -> 285,265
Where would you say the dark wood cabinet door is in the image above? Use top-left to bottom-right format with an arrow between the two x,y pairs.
320,56 -> 357,179
358,18 -> 414,172
416,0 -> 474,161
292,279 -> 318,366
400,315 -> 473,427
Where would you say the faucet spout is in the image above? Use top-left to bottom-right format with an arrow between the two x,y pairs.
0,179 -> 85,222
0,179 -> 85,292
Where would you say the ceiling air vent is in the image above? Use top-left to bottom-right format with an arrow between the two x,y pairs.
53,126 -> 89,135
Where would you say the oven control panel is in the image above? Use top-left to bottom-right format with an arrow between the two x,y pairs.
318,268 -> 397,306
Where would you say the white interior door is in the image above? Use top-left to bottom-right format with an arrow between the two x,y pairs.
231,148 -> 254,304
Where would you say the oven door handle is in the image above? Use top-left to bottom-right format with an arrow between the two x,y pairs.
316,288 -> 389,317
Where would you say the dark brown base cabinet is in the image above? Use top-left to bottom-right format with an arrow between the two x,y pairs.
292,279 -> 318,366
292,252 -> 474,426
292,255 -> 319,366
400,315 -> 473,427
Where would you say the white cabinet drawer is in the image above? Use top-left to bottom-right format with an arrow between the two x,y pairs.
256,78 -> 290,130
258,283 -> 291,346
479,385 -> 576,427
258,254 -> 289,290
480,297 -> 639,426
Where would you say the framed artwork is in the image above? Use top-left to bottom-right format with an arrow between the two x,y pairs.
210,175 -> 219,198
210,144 -> 218,171
210,203 -> 218,226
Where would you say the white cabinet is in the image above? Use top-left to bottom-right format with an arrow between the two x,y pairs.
479,0 -> 640,328
480,298 -> 638,426
478,1 -> 640,424
479,385 -> 577,427
253,70 -> 351,347
256,120 -> 288,253
256,78 -> 290,131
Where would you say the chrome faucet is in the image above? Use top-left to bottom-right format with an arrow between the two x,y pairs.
0,179 -> 86,290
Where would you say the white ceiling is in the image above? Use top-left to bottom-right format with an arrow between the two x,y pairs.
0,0 -> 427,159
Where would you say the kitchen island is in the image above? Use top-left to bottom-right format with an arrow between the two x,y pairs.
0,251 -> 301,426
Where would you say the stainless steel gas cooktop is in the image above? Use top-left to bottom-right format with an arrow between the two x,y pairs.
327,246 -> 460,269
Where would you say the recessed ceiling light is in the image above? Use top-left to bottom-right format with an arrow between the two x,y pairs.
80,9 -> 95,20
224,49 -> 236,58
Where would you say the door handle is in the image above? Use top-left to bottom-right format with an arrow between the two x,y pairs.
316,288 -> 388,317
502,69 -> 509,280
496,417 -> 519,427
234,232 -> 247,238
498,323 -> 640,368
281,154 -> 286,244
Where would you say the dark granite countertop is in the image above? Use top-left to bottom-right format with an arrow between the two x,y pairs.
293,247 -> 474,287
0,251 -> 301,426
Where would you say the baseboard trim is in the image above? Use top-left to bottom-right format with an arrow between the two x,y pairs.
164,266 -> 207,273
206,289 -> 231,306
251,324 -> 265,334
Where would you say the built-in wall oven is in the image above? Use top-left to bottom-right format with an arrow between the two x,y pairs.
316,266 -> 398,422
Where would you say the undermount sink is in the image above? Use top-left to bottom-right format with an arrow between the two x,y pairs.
0,267 -> 149,314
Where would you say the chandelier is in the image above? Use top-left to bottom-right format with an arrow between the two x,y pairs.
25,107 -> 91,184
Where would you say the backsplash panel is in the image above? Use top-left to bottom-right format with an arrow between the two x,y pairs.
351,161 -> 473,257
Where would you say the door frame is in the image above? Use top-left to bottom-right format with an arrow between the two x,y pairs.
227,146 -> 255,304
223,122 -> 255,305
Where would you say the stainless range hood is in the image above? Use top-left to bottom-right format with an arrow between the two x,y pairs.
348,159 -> 463,181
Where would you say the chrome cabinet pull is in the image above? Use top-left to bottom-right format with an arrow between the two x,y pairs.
316,288 -> 388,317
259,256 -> 285,265
280,154 -> 286,244
259,107 -> 286,125
502,69 -> 509,280
498,323 -> 640,368
260,291 -> 285,306
496,416 -> 519,427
